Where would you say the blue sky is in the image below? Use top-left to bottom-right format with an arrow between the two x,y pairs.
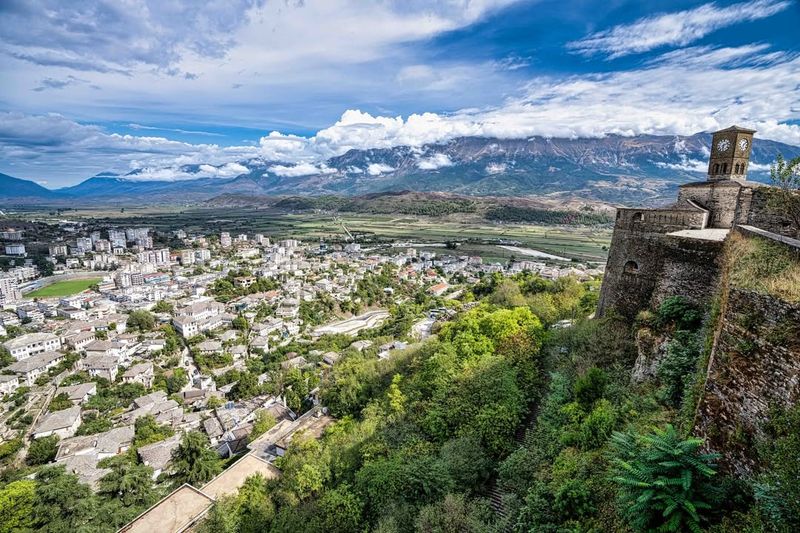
0,0 -> 798,186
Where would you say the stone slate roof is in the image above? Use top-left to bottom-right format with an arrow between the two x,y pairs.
35,405 -> 81,434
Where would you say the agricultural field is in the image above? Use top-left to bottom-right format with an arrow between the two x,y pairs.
25,205 -> 612,262
25,278 -> 101,298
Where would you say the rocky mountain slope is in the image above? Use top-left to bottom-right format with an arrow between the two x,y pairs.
2,133 -> 799,206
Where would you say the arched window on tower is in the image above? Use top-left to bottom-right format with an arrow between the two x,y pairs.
723,163 -> 728,174
714,163 -> 720,174
734,163 -> 740,174
624,260 -> 639,274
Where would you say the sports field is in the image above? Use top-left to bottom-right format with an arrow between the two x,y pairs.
25,278 -> 101,298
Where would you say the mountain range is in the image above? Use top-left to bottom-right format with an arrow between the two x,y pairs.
2,132 -> 799,207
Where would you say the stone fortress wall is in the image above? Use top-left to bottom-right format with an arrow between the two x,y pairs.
597,125 -> 796,319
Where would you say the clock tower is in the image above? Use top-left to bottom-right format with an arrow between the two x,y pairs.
707,125 -> 755,182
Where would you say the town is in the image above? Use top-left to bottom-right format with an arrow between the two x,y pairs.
0,220 -> 603,530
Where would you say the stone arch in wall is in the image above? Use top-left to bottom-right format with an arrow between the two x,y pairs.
624,260 -> 639,274
632,212 -> 643,222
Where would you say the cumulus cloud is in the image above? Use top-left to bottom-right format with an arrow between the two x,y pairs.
568,0 -> 791,58
417,153 -> 454,170
367,163 -> 395,175
267,162 -> 335,177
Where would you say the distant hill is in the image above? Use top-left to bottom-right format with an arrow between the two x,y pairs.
0,172 -> 60,200
2,133 -> 799,206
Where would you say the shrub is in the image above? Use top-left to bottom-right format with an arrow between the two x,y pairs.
27,435 -> 59,465
657,331 -> 701,409
656,296 -> 702,331
574,367 -> 607,411
610,424 -> 718,532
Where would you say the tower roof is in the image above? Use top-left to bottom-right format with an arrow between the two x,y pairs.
712,125 -> 756,134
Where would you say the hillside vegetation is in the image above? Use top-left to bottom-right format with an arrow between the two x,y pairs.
192,273 -> 799,533
208,191 -> 614,226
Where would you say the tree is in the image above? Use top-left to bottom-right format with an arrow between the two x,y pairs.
126,310 -> 156,332
0,479 -> 36,533
133,414 -> 174,447
230,371 -> 259,400
573,367 -> 607,411
610,424 -> 718,532
0,346 -> 13,369
232,315 -> 248,331
27,435 -> 60,465
249,410 -> 277,443
314,484 -> 363,533
172,431 -> 222,486
165,367 -> 188,395
768,154 -> 800,233
32,466 -> 97,532
48,393 -> 73,412
152,300 -> 174,314
98,456 -> 155,507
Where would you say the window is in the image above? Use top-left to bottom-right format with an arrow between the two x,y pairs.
714,163 -> 720,174
632,212 -> 643,222
624,260 -> 639,274
734,163 -> 740,174
723,163 -> 727,173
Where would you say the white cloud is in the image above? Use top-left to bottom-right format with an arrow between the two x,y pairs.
486,163 -> 507,174
367,163 -> 395,175
2,44 -> 800,186
267,162 -> 334,177
198,162 -> 249,177
568,0 -> 791,58
417,153 -> 454,170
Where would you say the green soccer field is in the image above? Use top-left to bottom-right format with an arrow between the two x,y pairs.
25,278 -> 101,298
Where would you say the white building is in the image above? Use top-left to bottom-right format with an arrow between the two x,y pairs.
3,332 -> 62,360
220,232 -> 232,248
7,351 -> 67,386
137,248 -> 170,266
0,275 -> 22,305
4,244 -> 26,256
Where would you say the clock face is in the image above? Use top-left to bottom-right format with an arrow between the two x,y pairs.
738,138 -> 749,151
716,139 -> 731,153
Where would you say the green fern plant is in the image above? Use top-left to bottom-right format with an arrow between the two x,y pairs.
610,424 -> 719,532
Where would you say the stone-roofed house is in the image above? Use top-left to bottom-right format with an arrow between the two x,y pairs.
322,351 -> 340,365
121,391 -> 182,425
137,434 -> 181,478
3,332 -> 61,360
64,330 -> 97,352
196,340 -> 222,355
80,354 -> 119,381
84,339 -> 122,359
33,405 -> 81,439
122,362 -> 154,388
56,382 -> 97,405
0,374 -> 20,396
55,425 -> 135,487
280,355 -> 307,370
7,351 -> 66,386
250,335 -> 269,353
